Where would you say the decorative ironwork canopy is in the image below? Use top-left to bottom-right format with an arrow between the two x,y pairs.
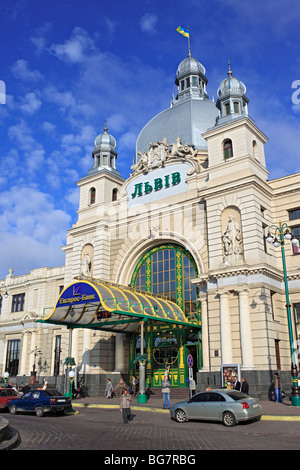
40,277 -> 200,333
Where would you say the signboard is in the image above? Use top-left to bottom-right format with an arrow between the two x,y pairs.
187,354 -> 193,368
56,282 -> 100,308
221,363 -> 241,388
127,163 -> 189,207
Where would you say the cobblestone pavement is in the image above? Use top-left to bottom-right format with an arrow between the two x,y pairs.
4,395 -> 300,452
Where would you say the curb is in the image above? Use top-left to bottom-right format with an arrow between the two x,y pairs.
0,426 -> 20,450
72,402 -> 300,420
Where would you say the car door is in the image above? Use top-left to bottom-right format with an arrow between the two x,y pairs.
204,392 -> 226,420
29,391 -> 41,411
185,392 -> 210,419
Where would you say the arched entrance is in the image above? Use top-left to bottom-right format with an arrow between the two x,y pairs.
129,243 -> 201,388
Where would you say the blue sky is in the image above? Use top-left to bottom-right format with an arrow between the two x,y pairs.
1,0 -> 300,279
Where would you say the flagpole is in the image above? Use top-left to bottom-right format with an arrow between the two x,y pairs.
187,28 -> 191,57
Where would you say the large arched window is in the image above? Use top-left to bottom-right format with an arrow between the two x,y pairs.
131,244 -> 199,321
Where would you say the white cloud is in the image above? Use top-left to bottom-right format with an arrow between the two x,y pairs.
11,59 -> 43,81
140,13 -> 158,33
42,121 -> 56,133
49,27 -> 96,63
8,119 -> 38,151
0,186 -> 71,278
20,92 -> 42,114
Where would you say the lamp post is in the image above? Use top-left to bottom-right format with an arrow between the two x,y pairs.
136,321 -> 148,403
68,370 -> 75,412
266,221 -> 300,406
3,372 -> 9,388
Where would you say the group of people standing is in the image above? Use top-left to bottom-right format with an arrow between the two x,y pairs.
232,376 -> 249,394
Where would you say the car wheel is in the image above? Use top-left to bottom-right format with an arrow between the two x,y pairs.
174,409 -> 188,423
35,406 -> 44,417
9,404 -> 17,415
222,411 -> 236,427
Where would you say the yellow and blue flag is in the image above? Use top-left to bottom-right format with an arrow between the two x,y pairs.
176,26 -> 189,38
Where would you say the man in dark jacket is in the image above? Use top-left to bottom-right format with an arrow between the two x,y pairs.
241,377 -> 249,394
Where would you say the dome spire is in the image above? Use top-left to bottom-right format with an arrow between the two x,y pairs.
104,118 -> 108,133
215,61 -> 249,127
227,58 -> 233,78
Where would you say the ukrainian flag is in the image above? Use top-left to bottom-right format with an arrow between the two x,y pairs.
177,26 -> 189,38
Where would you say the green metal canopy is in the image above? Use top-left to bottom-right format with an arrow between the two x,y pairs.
40,276 -> 200,333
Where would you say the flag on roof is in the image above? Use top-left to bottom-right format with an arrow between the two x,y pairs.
176,26 -> 189,38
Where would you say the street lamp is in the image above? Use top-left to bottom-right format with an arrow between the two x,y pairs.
3,371 -> 9,388
68,370 -> 75,412
266,221 -> 300,406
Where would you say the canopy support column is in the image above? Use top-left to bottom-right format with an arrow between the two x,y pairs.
137,320 -> 147,403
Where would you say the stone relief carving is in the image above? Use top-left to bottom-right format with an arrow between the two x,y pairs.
131,137 -> 200,176
150,225 -> 160,239
222,214 -> 243,265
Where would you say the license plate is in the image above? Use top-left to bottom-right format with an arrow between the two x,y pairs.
57,399 -> 66,402
252,403 -> 259,408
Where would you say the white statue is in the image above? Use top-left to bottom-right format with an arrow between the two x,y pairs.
81,251 -> 91,276
222,215 -> 243,257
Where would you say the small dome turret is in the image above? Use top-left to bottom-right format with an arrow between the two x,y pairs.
94,120 -> 116,150
215,60 -> 249,127
89,120 -> 120,177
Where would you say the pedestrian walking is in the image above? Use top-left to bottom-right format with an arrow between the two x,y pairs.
105,378 -> 114,399
131,376 -> 138,396
116,377 -> 126,396
272,373 -> 283,403
241,376 -> 249,394
161,376 -> 171,409
120,389 -> 132,424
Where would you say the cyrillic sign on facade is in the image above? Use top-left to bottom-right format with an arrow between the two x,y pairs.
127,163 -> 189,207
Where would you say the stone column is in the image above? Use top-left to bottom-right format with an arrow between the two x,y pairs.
219,291 -> 233,364
198,293 -> 209,371
238,288 -> 255,369
20,331 -> 30,375
82,329 -> 91,374
115,334 -> 125,372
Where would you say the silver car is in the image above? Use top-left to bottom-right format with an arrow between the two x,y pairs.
170,389 -> 263,427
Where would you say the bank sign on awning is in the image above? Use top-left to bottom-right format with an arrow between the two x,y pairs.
40,277 -> 200,333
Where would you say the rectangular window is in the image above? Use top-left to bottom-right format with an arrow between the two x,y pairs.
225,103 -> 230,115
11,293 -> 25,313
233,102 -> 239,113
289,208 -> 300,220
292,226 -> 300,255
270,291 -> 277,321
5,339 -> 21,377
53,335 -> 61,377
192,76 -> 197,86
275,340 -> 281,370
294,303 -> 300,324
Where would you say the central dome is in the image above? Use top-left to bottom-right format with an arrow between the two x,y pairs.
134,54 -> 218,163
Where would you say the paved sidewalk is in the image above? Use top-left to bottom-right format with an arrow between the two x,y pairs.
72,393 -> 300,420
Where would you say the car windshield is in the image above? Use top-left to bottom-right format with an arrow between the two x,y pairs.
226,391 -> 249,401
43,390 -> 63,397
